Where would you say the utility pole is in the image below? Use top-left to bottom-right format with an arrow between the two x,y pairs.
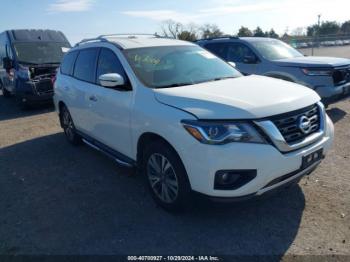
312,14 -> 321,56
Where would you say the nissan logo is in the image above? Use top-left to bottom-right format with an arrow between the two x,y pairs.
298,115 -> 312,134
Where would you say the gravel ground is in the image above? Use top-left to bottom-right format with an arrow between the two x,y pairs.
0,90 -> 349,259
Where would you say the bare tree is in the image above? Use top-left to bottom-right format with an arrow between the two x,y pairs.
160,20 -> 184,38
200,24 -> 224,39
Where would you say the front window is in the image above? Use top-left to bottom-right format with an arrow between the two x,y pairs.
123,45 -> 241,88
249,39 -> 303,60
13,42 -> 70,65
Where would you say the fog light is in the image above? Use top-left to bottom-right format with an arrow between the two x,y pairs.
214,170 -> 257,190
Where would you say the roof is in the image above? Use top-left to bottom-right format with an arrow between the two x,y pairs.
239,37 -> 278,42
196,36 -> 278,43
6,29 -> 70,44
76,35 -> 195,49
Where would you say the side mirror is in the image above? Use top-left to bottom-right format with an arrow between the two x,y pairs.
228,61 -> 236,68
99,73 -> 125,88
3,57 -> 13,70
243,55 -> 257,64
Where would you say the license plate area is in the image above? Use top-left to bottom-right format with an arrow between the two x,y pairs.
302,148 -> 323,169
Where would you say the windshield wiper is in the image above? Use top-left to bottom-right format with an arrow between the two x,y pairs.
155,82 -> 194,88
213,76 -> 236,81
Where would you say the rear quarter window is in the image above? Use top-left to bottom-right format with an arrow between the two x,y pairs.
61,51 -> 78,75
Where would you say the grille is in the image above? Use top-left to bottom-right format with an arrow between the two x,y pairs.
272,104 -> 320,144
332,66 -> 350,86
33,79 -> 53,94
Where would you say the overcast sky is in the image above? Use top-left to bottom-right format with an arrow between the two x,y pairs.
1,0 -> 349,44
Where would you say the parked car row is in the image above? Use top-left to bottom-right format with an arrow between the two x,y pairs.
1,30 -> 346,211
294,39 -> 350,49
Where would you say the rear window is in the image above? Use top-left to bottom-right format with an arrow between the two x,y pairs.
61,51 -> 78,75
73,48 -> 98,83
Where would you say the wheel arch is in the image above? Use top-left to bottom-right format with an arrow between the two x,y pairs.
136,132 -> 181,168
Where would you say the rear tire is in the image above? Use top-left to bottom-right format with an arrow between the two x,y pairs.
60,105 -> 81,145
142,141 -> 192,212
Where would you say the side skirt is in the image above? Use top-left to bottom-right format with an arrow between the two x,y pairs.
76,130 -> 136,168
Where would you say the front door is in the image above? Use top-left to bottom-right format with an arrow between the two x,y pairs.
86,47 -> 134,158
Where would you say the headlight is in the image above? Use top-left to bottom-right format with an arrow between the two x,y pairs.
181,120 -> 266,145
301,68 -> 333,76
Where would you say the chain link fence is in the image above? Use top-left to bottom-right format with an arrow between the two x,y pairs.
282,34 -> 350,57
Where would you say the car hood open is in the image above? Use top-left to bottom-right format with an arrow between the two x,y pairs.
274,56 -> 350,68
154,75 -> 320,119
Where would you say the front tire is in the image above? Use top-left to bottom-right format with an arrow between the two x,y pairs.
60,105 -> 81,145
142,141 -> 192,212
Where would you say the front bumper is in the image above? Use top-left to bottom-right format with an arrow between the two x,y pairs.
16,80 -> 53,104
200,161 -> 320,202
315,82 -> 350,105
178,115 -> 334,198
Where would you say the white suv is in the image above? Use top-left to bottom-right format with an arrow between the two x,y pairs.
54,34 -> 334,211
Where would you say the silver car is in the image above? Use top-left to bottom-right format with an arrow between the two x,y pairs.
197,37 -> 350,106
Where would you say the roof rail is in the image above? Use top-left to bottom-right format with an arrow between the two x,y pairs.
74,33 -> 167,47
196,36 -> 239,42
98,33 -> 160,39
74,36 -> 108,47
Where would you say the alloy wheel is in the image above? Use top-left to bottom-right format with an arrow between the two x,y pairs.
147,153 -> 179,203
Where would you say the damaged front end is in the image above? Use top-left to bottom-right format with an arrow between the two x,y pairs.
16,64 -> 58,104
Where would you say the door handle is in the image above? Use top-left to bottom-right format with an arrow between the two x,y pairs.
89,95 -> 98,102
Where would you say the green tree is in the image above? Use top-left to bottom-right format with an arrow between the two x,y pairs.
307,21 -> 340,36
268,29 -> 279,38
319,21 -> 340,35
237,26 -> 253,37
177,31 -> 197,41
341,20 -> 350,34
307,24 -> 319,36
200,24 -> 224,39
253,27 -> 266,37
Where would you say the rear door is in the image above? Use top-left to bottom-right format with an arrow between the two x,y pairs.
70,48 -> 99,134
85,47 -> 133,158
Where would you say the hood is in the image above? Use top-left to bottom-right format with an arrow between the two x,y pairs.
154,75 -> 320,119
274,56 -> 350,68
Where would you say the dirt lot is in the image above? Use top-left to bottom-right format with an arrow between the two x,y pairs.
0,90 -> 349,259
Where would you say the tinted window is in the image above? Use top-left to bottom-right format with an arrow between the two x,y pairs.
73,49 -> 98,82
204,43 -> 228,60
61,51 -> 78,75
205,42 -> 257,63
226,43 -> 256,63
96,48 -> 127,83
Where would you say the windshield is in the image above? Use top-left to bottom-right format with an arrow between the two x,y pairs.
13,42 -> 70,64
249,39 -> 303,60
123,46 -> 241,88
